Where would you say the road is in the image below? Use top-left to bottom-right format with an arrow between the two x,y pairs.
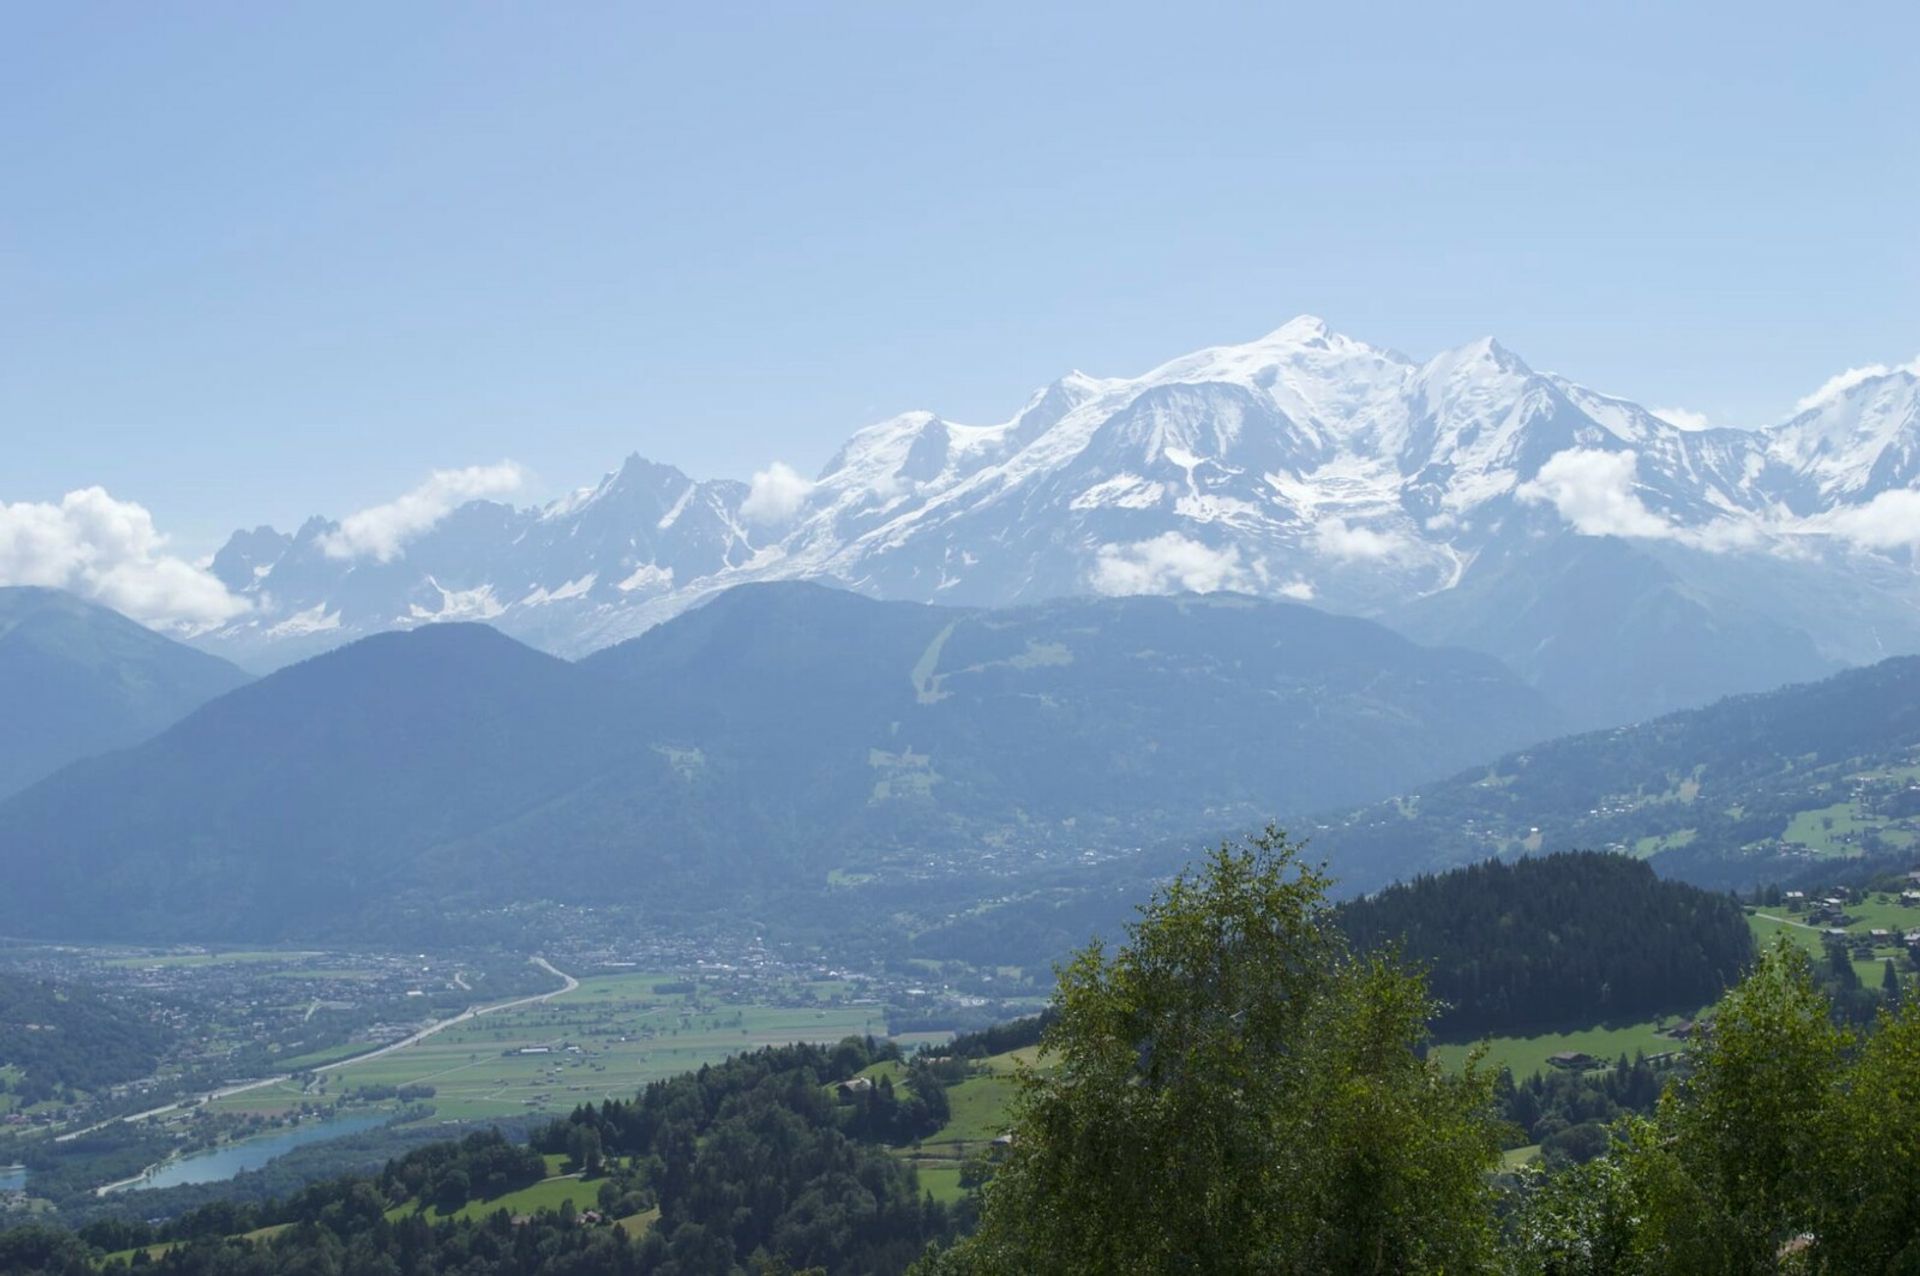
1752,911 -> 1823,932
59,957 -> 578,1148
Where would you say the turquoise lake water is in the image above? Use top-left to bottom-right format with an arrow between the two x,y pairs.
130,1112 -> 389,1191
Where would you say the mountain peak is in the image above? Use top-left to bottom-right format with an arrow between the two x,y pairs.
1270,314 -> 1332,341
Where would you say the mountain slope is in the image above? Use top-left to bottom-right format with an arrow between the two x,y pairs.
1387,535 -> 1839,728
1309,655 -> 1920,892
0,624 -> 682,940
0,587 -> 253,798
584,582 -> 1564,854
193,321 -> 1920,728
0,584 -> 1559,942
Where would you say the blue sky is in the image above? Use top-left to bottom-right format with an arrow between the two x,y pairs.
3,1 -> 1916,553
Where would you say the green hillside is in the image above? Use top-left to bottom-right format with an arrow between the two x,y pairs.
1311,655 -> 1920,893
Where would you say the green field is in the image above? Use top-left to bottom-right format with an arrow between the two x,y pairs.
306,974 -> 881,1120
896,1046 -> 1030,1196
392,1173 -> 598,1223
1782,802 -> 1876,855
1750,895 -> 1918,986
1428,1013 -> 1699,1081
914,1163 -> 965,1204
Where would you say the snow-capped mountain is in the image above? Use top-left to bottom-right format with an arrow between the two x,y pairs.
197,318 -> 1920,726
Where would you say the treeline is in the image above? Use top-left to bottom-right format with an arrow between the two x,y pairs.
379,1130 -> 547,1215
1497,1054 -> 1670,1168
1338,851 -> 1754,1036
0,972 -> 173,1102
947,1012 -> 1051,1059
530,1036 -> 955,1270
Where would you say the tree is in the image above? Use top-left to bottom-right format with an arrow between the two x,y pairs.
917,828 -> 1503,1274
1815,997 -> 1920,1270
568,1122 -> 604,1176
1510,937 -> 1920,1271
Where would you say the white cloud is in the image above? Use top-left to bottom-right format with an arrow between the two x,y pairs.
0,487 -> 249,633
1821,490 -> 1920,551
1515,448 -> 1674,539
1313,517 -> 1411,561
1516,448 -> 1771,552
1795,355 -> 1920,413
1090,532 -> 1258,596
1652,405 -> 1711,432
739,461 -> 814,527
320,463 -> 524,562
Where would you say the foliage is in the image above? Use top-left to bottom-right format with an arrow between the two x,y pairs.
1339,851 -> 1755,1036
919,827 -> 1505,1275
377,1129 -> 547,1214
531,1036 -> 955,1272
1496,1053 -> 1670,1166
1511,938 -> 1920,1271
945,1013 -> 1050,1060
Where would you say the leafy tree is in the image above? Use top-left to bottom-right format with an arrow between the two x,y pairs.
1624,939 -> 1846,1268
1512,937 -> 1920,1271
1815,997 -> 1920,1271
919,828 -> 1503,1275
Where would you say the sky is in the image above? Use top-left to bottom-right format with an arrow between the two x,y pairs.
3,1 -> 1917,557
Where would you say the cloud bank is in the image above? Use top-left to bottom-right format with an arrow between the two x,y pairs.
0,488 -> 249,633
1091,532 -> 1258,595
1820,489 -> 1920,551
320,463 -> 525,562
740,461 -> 815,526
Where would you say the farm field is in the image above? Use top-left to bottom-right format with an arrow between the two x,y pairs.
283,973 -> 883,1121
896,1047 -> 1029,1190
1427,1013 -> 1699,1082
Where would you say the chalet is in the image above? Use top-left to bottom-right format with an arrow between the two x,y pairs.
1871,929 -> 1894,943
833,1076 -> 874,1100
1902,891 -> 1920,906
1664,1020 -> 1698,1040
1547,1051 -> 1598,1071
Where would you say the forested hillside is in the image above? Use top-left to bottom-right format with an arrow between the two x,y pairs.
0,584 -> 1560,942
1336,852 -> 1754,1035
0,974 -> 173,1104
1313,655 -> 1920,892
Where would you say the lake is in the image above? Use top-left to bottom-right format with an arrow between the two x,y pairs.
129,1112 -> 390,1191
